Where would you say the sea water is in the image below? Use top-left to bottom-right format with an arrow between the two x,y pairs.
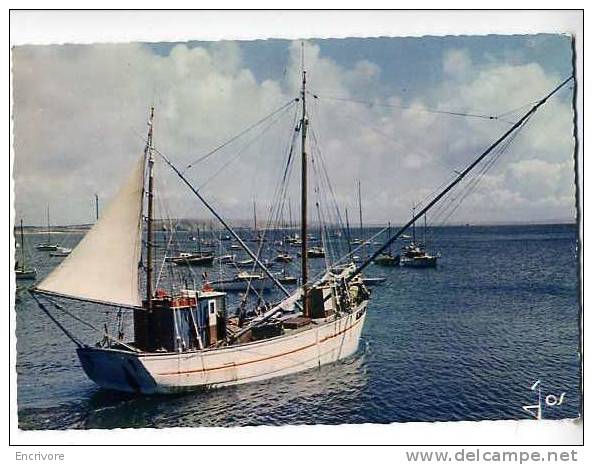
15,224 -> 580,429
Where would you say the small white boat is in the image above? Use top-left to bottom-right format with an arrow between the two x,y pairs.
235,258 -> 255,268
362,276 -> 386,286
16,269 -> 37,280
306,246 -> 325,258
276,273 -> 298,285
50,247 -> 72,257
36,243 -> 60,251
401,254 -> 438,268
214,254 -> 235,264
274,252 -> 293,263
208,272 -> 273,292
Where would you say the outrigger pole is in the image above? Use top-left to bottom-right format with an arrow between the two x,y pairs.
348,75 -> 574,282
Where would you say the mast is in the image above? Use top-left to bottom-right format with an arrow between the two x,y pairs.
358,180 -> 367,257
46,204 -> 51,245
20,219 -> 25,270
300,62 -> 309,317
95,193 -> 99,222
345,207 -> 352,259
412,207 -> 416,243
145,106 -> 155,307
288,200 -> 293,236
253,200 -> 257,240
358,180 -> 363,240
423,214 -> 427,247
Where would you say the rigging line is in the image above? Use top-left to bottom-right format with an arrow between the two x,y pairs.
152,146 -> 295,302
434,114 -> 532,228
496,100 -> 539,118
331,106 -> 462,175
44,295 -> 141,353
347,75 -> 574,281
184,98 -> 298,172
30,292 -> 84,348
195,105 -> 294,192
428,114 -> 529,228
307,108 -> 348,236
263,113 -> 300,235
310,92 -> 510,123
309,135 -> 339,262
412,172 -> 461,212
263,113 -> 301,246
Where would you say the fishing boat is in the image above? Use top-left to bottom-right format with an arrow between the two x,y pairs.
36,205 -> 60,251
30,61 -> 571,394
15,219 -> 37,280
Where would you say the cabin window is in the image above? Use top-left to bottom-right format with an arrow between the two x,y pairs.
209,300 -> 216,315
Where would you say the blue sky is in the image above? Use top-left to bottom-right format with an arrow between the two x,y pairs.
148,34 -> 573,103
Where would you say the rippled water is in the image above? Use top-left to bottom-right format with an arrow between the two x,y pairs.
16,224 -> 580,429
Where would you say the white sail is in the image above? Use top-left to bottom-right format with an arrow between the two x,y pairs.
37,156 -> 145,307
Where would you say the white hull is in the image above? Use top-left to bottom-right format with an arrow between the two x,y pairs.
401,256 -> 438,268
77,302 -> 367,394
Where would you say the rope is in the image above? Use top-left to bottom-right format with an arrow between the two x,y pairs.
310,92 -> 510,123
184,99 -> 298,171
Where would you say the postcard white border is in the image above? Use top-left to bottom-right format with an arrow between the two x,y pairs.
5,6 -> 585,454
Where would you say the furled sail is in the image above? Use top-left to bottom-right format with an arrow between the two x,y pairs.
36,156 -> 145,307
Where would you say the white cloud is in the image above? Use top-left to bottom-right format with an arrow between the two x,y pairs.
12,39 -> 576,227
443,48 -> 471,78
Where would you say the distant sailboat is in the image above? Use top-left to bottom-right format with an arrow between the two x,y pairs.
374,222 -> 400,267
36,205 -> 60,251
401,212 -> 439,268
15,219 -> 37,280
